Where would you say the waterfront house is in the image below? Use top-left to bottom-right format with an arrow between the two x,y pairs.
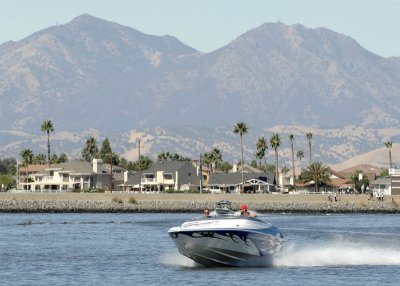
121,160 -> 204,192
18,159 -> 115,192
207,172 -> 276,194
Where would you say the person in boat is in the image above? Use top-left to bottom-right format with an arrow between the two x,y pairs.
237,204 -> 257,217
203,208 -> 211,218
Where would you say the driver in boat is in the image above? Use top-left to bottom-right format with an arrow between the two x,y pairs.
236,204 -> 257,217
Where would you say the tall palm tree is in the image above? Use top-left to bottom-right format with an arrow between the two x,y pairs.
41,120 -> 54,167
384,141 -> 393,169
296,150 -> 304,172
270,133 -> 281,188
256,137 -> 268,167
289,134 -> 296,187
300,162 -> 331,193
233,122 -> 248,193
306,132 -> 313,164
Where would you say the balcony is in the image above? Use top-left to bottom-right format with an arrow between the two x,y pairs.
141,178 -> 157,184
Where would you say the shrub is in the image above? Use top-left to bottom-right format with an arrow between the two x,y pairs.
128,197 -> 137,204
112,197 -> 123,204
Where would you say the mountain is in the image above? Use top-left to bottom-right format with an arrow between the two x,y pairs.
1,14 -> 400,167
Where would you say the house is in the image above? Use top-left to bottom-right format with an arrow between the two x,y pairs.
296,168 -> 352,194
207,172 -> 276,194
370,176 -> 391,196
18,159 -> 115,192
121,161 -> 203,192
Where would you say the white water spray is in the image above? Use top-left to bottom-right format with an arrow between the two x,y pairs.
274,241 -> 400,267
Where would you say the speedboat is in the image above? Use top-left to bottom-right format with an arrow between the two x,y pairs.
168,200 -> 283,267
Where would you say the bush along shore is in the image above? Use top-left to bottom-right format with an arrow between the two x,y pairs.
1,198 -> 400,213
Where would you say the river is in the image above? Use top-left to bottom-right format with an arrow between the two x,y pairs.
1,213 -> 399,285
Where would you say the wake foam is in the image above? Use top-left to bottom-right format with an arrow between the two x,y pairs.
160,250 -> 198,268
274,241 -> 400,267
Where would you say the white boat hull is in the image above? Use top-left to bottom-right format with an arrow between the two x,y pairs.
168,217 -> 283,267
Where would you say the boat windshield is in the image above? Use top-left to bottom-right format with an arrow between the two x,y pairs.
214,200 -> 235,216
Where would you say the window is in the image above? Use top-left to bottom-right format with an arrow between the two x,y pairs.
164,173 -> 173,180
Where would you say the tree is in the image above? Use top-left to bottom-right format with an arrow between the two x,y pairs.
306,132 -> 313,164
41,120 -> 54,167
0,157 -> 17,175
297,150 -> 304,172
58,153 -> 68,163
133,155 -> 153,171
210,148 -> 223,171
256,137 -> 268,167
300,162 -> 331,193
157,151 -> 171,162
384,141 -> 393,169
82,137 -> 99,162
233,122 -> 248,192
350,171 -> 370,193
0,174 -> 15,190
289,134 -> 296,186
219,161 -> 232,173
281,165 -> 290,175
34,153 -> 47,165
20,149 -> 33,187
100,138 -> 113,163
270,133 -> 281,188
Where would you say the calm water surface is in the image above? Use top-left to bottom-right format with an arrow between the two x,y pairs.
1,212 -> 400,285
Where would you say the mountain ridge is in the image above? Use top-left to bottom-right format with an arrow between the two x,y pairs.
1,14 -> 400,168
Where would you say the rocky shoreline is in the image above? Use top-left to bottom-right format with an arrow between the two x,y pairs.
1,199 -> 399,213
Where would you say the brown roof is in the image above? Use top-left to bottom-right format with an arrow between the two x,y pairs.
18,164 -> 47,174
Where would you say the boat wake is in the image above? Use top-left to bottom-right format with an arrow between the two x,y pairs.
274,241 -> 400,267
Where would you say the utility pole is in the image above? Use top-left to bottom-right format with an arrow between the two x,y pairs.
199,154 -> 203,194
109,153 -> 113,193
138,139 -> 142,193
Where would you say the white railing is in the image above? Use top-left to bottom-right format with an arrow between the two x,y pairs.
141,178 -> 157,184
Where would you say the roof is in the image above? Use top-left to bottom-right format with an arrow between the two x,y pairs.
208,172 -> 275,185
143,160 -> 194,173
18,164 -> 46,174
50,160 -> 95,174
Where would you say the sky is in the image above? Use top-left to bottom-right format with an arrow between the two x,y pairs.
1,0 -> 400,57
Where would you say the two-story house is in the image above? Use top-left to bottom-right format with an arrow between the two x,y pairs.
18,159 -> 114,192
122,161 -> 203,192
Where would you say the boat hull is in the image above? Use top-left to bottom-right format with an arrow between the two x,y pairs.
168,218 -> 283,267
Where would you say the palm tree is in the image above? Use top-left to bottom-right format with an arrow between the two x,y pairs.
270,133 -> 281,188
297,150 -> 304,172
41,120 -> 54,167
233,122 -> 248,193
256,137 -> 268,167
289,134 -> 296,187
306,132 -> 313,164
20,149 -> 33,189
384,141 -> 393,169
157,151 -> 171,162
300,162 -> 331,193
34,153 -> 46,165
82,137 -> 99,162
210,148 -> 223,171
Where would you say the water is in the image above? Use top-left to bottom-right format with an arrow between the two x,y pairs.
1,213 -> 400,286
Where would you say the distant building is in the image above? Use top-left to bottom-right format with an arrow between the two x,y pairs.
18,159 -> 118,192
121,161 -> 203,192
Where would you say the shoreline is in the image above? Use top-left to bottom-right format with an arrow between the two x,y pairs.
1,193 -> 399,213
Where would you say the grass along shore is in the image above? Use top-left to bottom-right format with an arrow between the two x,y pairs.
0,193 -> 400,213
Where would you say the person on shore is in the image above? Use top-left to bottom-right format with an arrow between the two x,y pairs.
203,208 -> 211,218
236,204 -> 257,217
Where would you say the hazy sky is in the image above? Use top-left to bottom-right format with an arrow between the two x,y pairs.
1,0 -> 400,57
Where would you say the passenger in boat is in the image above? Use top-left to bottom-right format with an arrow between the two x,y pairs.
237,204 -> 257,217
203,208 -> 211,218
